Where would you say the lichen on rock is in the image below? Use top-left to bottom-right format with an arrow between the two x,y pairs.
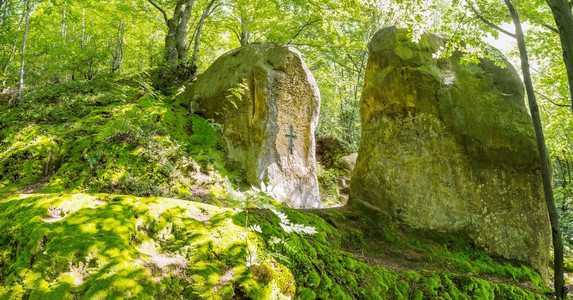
350,26 -> 551,279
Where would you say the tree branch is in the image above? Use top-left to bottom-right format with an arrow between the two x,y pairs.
536,91 -> 572,108
287,18 -> 322,45
208,1 -> 222,16
544,23 -> 559,34
468,1 -> 516,38
147,0 -> 169,25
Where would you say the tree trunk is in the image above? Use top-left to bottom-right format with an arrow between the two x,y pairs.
565,152 -> 572,184
61,6 -> 67,43
13,0 -> 29,108
112,21 -> 124,73
1,45 -> 15,87
505,0 -> 566,299
80,7 -> 85,49
239,15 -> 251,46
164,0 -> 194,68
546,0 -> 573,113
191,0 -> 216,67
1,11 -> 25,88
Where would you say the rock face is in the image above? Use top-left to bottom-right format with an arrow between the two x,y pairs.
338,153 -> 358,174
185,43 -> 321,208
350,27 -> 551,276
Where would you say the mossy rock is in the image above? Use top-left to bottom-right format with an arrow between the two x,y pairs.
181,42 -> 321,208
351,26 -> 551,279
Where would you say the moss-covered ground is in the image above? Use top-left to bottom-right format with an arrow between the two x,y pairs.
0,76 -> 554,299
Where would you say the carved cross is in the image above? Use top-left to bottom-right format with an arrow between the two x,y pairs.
285,126 -> 296,155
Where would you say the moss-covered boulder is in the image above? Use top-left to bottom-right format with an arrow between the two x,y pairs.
183,43 -> 321,208
350,26 -> 551,278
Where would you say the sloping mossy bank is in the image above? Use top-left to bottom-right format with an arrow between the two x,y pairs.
0,76 -> 234,202
0,78 -> 553,299
0,193 -> 551,299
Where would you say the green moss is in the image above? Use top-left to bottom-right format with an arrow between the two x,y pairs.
316,163 -> 341,204
0,193 -> 299,299
0,77 -> 233,204
0,192 -> 550,299
229,205 -> 549,299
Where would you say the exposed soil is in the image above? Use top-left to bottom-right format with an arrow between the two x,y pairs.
16,175 -> 51,194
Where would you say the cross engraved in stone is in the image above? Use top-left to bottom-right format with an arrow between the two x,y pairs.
285,126 -> 296,155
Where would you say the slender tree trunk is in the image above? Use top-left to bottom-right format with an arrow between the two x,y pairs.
504,1 -> 565,299
546,0 -> 573,113
1,62 -> 9,87
1,12 -> 25,88
60,6 -> 67,43
191,0 -> 216,67
1,46 -> 15,87
556,157 -> 571,213
80,7 -> 85,49
112,21 -> 124,73
557,157 -> 567,189
565,153 -> 572,184
13,0 -> 29,108
1,36 -> 20,88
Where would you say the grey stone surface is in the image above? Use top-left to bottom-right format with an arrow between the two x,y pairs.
338,153 -> 358,174
184,42 -> 321,208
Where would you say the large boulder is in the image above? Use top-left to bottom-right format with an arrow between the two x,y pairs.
184,43 -> 321,208
350,27 -> 551,277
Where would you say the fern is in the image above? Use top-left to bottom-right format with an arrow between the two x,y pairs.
271,209 -> 317,235
243,208 -> 318,269
225,79 -> 249,109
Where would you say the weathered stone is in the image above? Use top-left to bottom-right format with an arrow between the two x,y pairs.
338,153 -> 358,174
184,42 -> 321,208
350,26 -> 551,278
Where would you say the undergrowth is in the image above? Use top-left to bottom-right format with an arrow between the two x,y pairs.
0,75 -> 233,202
233,202 -> 550,299
0,193 -> 550,299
